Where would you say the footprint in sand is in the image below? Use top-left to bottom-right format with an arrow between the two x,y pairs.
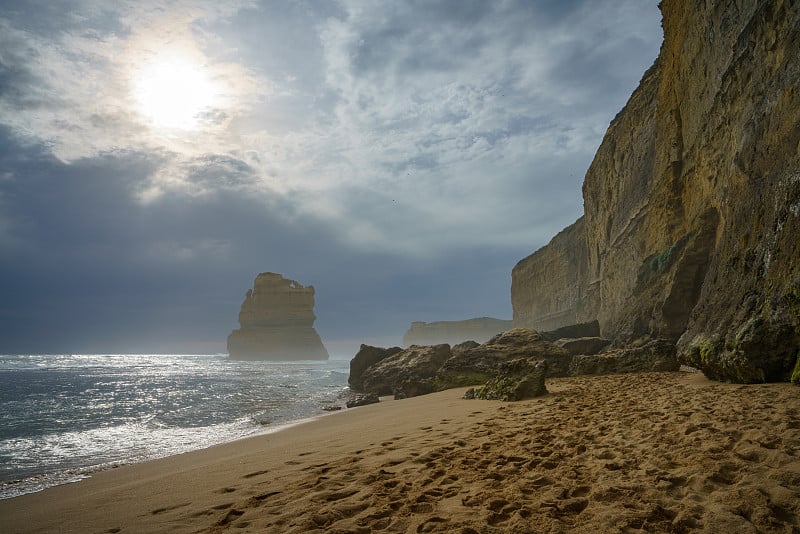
242,469 -> 269,479
150,502 -> 191,515
215,508 -> 244,526
248,490 -> 281,502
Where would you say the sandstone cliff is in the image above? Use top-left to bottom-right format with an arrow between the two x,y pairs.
511,0 -> 800,382
227,272 -> 329,360
402,317 -> 512,346
512,217 -> 596,331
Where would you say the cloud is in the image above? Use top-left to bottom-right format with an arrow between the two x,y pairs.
0,1 -> 663,352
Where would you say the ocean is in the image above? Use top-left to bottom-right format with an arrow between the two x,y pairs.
0,353 -> 351,500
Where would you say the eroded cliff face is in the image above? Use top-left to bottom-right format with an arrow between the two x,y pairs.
227,272 -> 329,360
512,217 -> 597,331
512,0 -> 800,382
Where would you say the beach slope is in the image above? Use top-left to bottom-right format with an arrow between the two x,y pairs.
1,372 -> 798,533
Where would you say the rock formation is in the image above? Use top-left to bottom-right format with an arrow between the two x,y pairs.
511,0 -> 800,382
512,219 -> 597,332
555,337 -> 611,356
359,344 -> 453,398
402,317 -> 512,346
348,344 -> 403,391
440,328 -> 572,380
539,320 -> 601,342
569,340 -> 679,377
227,272 -> 329,360
464,359 -> 548,401
350,328 -> 570,399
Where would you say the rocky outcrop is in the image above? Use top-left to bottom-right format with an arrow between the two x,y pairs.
511,0 -> 800,382
465,359 -> 548,401
348,344 -> 403,391
345,393 -> 380,408
402,317 -> 512,346
540,321 -> 601,342
569,340 -> 679,376
440,328 -> 573,380
360,344 -> 452,398
350,328 -> 569,399
227,272 -> 329,360
555,337 -> 611,356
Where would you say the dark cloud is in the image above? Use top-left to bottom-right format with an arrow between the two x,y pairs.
0,30 -> 48,109
0,127 -> 522,354
0,0 -> 128,37
181,154 -> 258,191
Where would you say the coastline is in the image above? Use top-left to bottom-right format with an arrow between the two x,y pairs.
0,354 -> 352,500
1,372 -> 798,533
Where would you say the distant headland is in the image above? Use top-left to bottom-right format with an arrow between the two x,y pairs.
227,272 -> 329,361
402,317 -> 512,346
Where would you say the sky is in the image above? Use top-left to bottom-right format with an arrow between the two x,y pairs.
0,0 -> 662,357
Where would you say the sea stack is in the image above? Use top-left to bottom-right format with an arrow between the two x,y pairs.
227,272 -> 329,360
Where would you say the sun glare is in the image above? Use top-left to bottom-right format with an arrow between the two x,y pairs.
133,56 -> 218,130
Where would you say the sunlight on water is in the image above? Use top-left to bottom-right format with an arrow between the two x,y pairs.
0,354 -> 350,499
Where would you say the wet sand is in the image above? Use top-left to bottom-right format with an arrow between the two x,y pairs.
1,371 -> 798,533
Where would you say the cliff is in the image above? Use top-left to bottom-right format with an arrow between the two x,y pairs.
512,217 -> 597,331
227,272 -> 329,360
402,317 -> 512,346
511,0 -> 800,382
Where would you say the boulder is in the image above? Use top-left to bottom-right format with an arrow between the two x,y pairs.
569,339 -> 679,376
346,393 -> 380,408
555,336 -> 611,356
472,359 -> 548,401
452,340 -> 480,353
359,344 -> 452,397
541,320 -> 601,342
680,318 -> 799,383
227,273 -> 329,360
348,344 -> 403,391
440,328 -> 572,381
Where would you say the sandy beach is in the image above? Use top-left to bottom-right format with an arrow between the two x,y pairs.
1,371 -> 798,533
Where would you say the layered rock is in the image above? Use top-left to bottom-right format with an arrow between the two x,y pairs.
440,328 -> 572,380
466,359 -> 548,401
227,272 -> 329,360
511,0 -> 800,382
402,317 -> 512,346
569,340 -> 679,376
351,328 -> 570,399
359,344 -> 452,398
348,344 -> 403,391
512,218 -> 597,331
540,320 -> 601,342
555,337 -> 611,357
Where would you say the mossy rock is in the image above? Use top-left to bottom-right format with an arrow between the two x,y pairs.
433,371 -> 491,391
634,233 -> 691,292
471,359 -> 548,401
681,323 -> 798,383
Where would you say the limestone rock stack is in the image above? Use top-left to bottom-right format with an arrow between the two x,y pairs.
227,272 -> 329,360
512,0 -> 800,382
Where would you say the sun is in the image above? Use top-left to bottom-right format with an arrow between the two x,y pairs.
133,56 -> 218,130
